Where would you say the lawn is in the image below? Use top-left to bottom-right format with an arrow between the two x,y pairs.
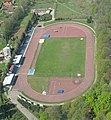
55,2 -> 83,19
28,77 -> 50,93
32,0 -> 56,9
35,38 -> 86,77
55,0 -> 92,19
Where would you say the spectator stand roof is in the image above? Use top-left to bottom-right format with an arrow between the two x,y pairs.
13,55 -> 22,65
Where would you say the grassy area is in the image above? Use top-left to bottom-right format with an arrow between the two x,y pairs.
35,38 -> 86,77
0,42 -> 6,70
44,19 -> 94,28
56,0 -> 91,18
32,0 -> 56,9
0,63 -> 6,71
55,2 -> 84,18
0,42 -> 6,51
55,0 -> 92,19
28,77 -> 50,93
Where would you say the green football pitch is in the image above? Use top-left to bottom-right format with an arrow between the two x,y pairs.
35,37 -> 86,77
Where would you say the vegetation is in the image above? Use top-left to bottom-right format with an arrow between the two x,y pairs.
17,97 -> 46,118
32,0 -> 55,9
55,0 -> 91,19
28,77 -> 50,93
35,38 -> 86,77
0,95 -> 27,120
39,14 -> 52,21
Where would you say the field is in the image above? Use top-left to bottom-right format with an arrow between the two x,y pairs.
28,77 -> 50,93
28,37 -> 86,92
35,38 -> 86,77
32,0 -> 56,9
55,2 -> 83,18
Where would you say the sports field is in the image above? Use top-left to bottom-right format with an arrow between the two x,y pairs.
14,23 -> 94,102
28,77 -> 50,93
35,38 -> 86,77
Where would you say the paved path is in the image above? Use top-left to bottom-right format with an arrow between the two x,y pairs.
6,91 -> 38,120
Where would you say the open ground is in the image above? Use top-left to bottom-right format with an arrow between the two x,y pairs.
13,23 -> 95,103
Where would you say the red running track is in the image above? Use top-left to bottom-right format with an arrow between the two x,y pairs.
13,23 -> 95,103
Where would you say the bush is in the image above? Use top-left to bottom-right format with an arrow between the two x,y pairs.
87,16 -> 93,23
39,14 -> 52,21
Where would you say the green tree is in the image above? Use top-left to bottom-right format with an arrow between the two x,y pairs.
39,111 -> 48,120
106,112 -> 111,120
0,81 -> 3,102
45,106 -> 62,120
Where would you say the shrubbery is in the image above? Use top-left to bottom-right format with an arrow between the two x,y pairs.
39,14 -> 52,21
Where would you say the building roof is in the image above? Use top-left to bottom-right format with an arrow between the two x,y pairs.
9,64 -> 14,72
34,8 -> 48,13
3,1 -> 12,6
7,7 -> 14,13
3,74 -> 14,86
13,55 -> 22,64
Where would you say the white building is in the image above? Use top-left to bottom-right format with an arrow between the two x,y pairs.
3,46 -> 11,60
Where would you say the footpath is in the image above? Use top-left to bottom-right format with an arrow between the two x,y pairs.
6,91 -> 38,120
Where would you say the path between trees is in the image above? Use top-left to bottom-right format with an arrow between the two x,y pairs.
6,91 -> 38,120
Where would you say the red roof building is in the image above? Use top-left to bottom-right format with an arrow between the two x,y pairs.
3,1 -> 12,6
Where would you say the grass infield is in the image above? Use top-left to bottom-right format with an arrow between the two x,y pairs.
35,37 -> 86,77
28,77 -> 50,93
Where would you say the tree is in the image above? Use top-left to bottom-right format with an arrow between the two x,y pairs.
45,106 -> 62,120
87,15 -> 93,23
13,7 -> 25,21
39,111 -> 48,120
93,112 -> 106,120
106,112 -> 111,120
0,81 -> 3,102
3,18 -> 14,41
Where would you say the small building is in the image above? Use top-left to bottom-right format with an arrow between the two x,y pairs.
3,1 -> 12,7
42,91 -> 46,95
39,39 -> 44,44
32,8 -> 52,15
7,7 -> 15,14
2,46 -> 11,60
9,64 -> 14,73
3,74 -> 14,86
